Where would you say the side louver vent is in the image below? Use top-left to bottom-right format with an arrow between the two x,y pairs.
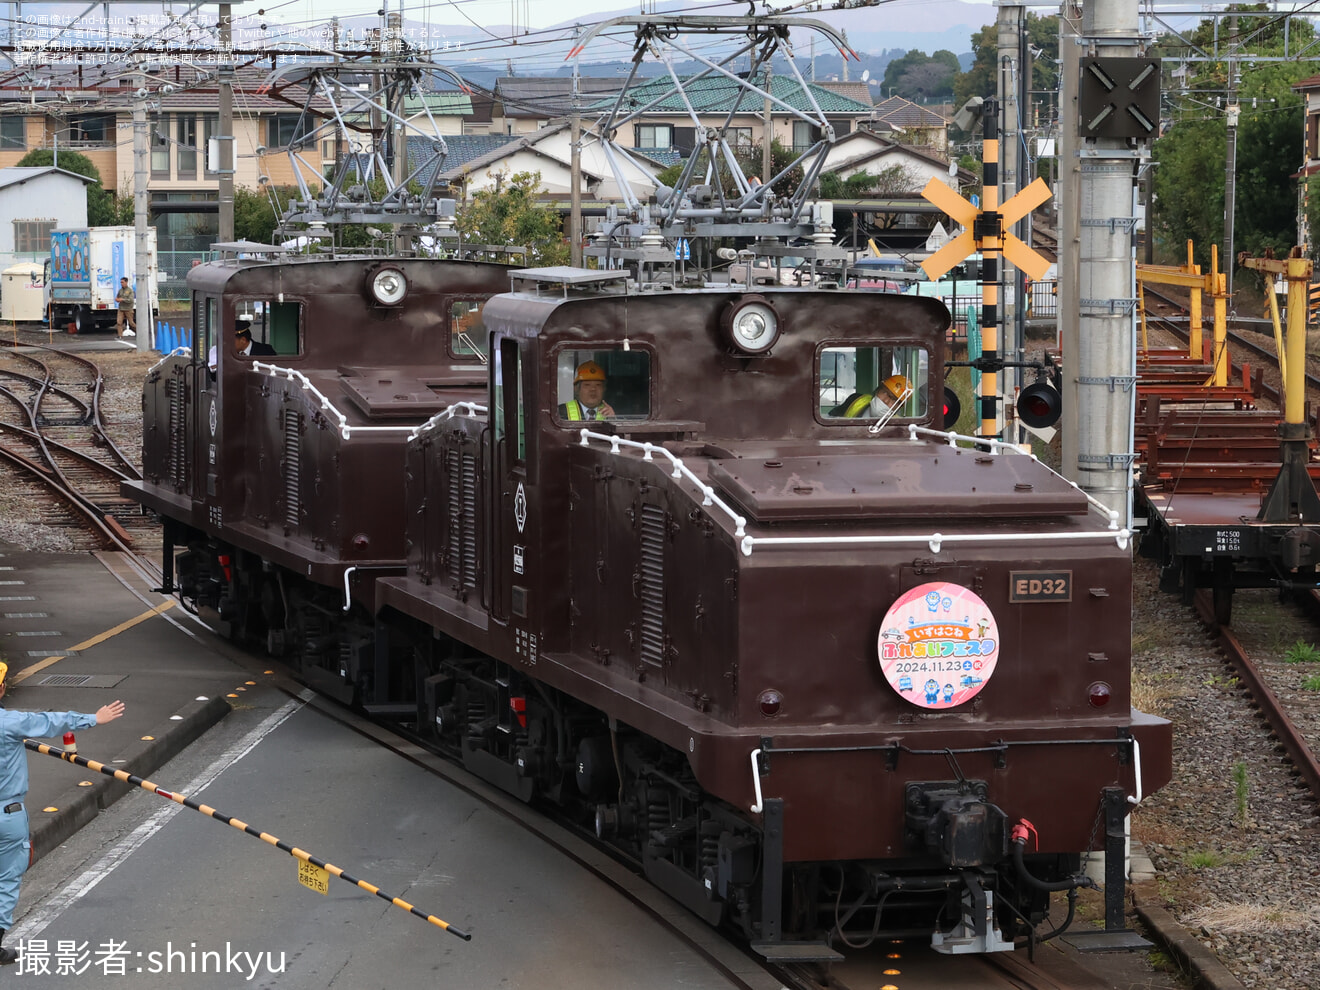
638,504 -> 666,668
167,376 -> 186,490
282,408 -> 301,530
447,445 -> 479,594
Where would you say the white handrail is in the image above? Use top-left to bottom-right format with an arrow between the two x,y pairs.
740,528 -> 1131,557
411,401 -> 487,439
251,361 -> 474,442
748,748 -> 765,814
147,346 -> 192,375
905,423 -> 1123,531
577,428 -> 747,540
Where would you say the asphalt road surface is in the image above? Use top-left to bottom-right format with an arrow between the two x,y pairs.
11,682 -> 754,989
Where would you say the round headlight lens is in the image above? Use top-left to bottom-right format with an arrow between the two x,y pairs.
729,301 -> 778,353
370,267 -> 408,306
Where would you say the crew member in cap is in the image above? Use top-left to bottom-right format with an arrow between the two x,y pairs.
0,663 -> 123,964
233,321 -> 276,358
829,374 -> 912,419
559,361 -> 615,421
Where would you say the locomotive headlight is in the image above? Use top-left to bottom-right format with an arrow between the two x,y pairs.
368,266 -> 409,306
723,297 -> 779,355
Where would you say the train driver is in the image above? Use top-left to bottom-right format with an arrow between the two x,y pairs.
233,321 -> 276,358
831,374 -> 912,418
560,361 -> 615,421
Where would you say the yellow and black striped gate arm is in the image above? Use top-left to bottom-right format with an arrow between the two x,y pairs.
24,738 -> 472,941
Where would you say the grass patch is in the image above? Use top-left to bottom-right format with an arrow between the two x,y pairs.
1233,762 -> 1250,827
1131,669 -> 1186,715
1285,640 -> 1320,663
1182,902 -> 1320,935
1182,849 -> 1226,869
1302,674 -> 1320,691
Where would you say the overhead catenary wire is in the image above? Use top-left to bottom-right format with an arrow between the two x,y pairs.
24,738 -> 473,941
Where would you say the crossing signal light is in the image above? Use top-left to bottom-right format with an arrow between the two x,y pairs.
942,386 -> 962,430
1017,381 -> 1062,429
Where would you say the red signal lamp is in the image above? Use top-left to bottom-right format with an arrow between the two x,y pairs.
941,386 -> 962,430
1017,381 -> 1061,429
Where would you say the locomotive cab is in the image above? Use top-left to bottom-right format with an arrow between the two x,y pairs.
126,250 -> 511,698
380,267 -> 1172,954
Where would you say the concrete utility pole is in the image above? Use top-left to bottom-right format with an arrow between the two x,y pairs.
998,3 -> 1026,438
1058,0 -> 1082,501
133,65 -> 150,353
570,40 -> 583,268
218,2 -> 235,243
1224,16 -> 1239,300
1074,0 -> 1147,527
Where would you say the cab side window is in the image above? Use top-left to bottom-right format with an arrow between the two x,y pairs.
819,345 -> 928,421
451,300 -> 488,361
555,348 -> 651,423
234,299 -> 301,357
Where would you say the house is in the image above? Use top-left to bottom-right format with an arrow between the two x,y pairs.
600,74 -> 875,159
0,63 -> 339,256
488,77 -> 623,135
0,166 -> 94,258
868,97 -> 951,155
821,130 -> 970,192
430,122 -> 661,203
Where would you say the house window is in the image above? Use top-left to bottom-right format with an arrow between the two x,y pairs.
14,220 -> 54,253
727,127 -> 753,149
635,124 -> 673,149
267,115 -> 308,148
67,114 -> 113,144
151,119 -> 170,176
792,121 -> 819,151
0,117 -> 24,150
177,116 -> 197,178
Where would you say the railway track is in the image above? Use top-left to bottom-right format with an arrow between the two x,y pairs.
0,340 -> 153,552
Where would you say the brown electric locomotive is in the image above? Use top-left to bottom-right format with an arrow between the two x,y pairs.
125,245 -> 511,676
372,268 -> 1172,955
129,261 -> 1172,956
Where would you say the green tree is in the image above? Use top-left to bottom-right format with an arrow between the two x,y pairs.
17,148 -> 114,224
952,15 -> 1059,114
1152,9 -> 1313,267
233,185 -> 296,244
455,170 -> 569,266
817,165 -> 920,199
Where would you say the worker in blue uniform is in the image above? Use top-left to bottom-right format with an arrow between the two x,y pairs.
0,662 -> 123,964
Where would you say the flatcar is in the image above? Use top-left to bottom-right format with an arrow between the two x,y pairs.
125,247 -> 512,677
128,262 -> 1172,956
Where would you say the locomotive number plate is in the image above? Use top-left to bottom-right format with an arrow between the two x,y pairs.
1009,571 -> 1072,603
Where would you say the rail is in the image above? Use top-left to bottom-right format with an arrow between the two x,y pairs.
577,429 -> 747,539
252,361 -> 447,441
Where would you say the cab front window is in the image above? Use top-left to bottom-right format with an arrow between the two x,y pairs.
819,345 -> 928,422
555,348 -> 651,423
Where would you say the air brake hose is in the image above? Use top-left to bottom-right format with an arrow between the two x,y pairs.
1011,821 -> 1097,892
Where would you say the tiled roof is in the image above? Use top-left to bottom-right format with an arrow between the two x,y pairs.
816,81 -> 873,106
406,133 -> 516,185
870,96 -> 949,128
495,76 -> 623,118
599,74 -> 874,115
403,92 -> 473,116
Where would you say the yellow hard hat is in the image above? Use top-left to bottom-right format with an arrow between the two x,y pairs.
882,374 -> 911,400
574,361 -> 606,384
0,661 -> 8,686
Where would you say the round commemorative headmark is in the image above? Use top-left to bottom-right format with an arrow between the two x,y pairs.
877,581 -> 1000,709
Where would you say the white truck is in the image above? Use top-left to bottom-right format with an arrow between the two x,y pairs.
45,226 -> 158,333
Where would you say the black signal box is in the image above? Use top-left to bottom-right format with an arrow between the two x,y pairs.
1078,57 -> 1161,140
